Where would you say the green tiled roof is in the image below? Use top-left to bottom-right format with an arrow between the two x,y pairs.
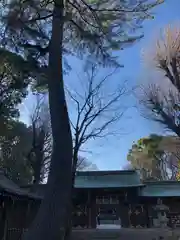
0,170 -> 41,199
140,181 -> 180,197
74,170 -> 143,188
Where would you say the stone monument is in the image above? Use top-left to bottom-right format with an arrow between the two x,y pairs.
153,198 -> 169,228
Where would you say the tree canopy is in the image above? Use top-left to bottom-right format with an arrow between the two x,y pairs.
1,0 -> 163,68
0,120 -> 33,184
127,134 -> 179,181
0,48 -> 35,133
137,25 -> 180,181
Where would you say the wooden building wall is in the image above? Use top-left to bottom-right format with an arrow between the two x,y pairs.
2,187 -> 180,240
0,197 -> 40,240
128,204 -> 148,228
163,198 -> 180,228
78,187 -> 146,229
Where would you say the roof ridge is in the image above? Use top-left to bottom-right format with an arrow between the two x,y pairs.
144,181 -> 180,185
76,170 -> 137,176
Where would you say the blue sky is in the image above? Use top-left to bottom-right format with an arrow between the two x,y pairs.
20,0 -> 180,170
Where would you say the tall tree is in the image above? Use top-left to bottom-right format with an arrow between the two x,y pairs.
67,63 -> 125,182
25,92 -> 98,184
0,112 -> 95,186
138,25 -> 180,179
2,0 -> 164,240
27,94 -> 52,184
65,63 -> 125,238
127,134 -> 179,180
0,120 -> 33,185
139,83 -> 180,137
139,25 -> 180,138
0,48 -> 33,134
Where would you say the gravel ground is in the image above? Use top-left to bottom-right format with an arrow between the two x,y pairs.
72,228 -> 180,240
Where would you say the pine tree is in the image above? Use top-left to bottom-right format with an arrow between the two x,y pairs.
1,0 -> 164,240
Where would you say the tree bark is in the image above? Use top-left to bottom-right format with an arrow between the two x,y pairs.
64,151 -> 79,240
22,1 -> 73,240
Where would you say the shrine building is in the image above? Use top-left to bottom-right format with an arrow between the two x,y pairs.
1,169 -> 180,240
24,170 -> 180,229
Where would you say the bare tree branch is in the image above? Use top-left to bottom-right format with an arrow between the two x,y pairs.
136,25 -> 180,180
66,63 -> 126,174
26,93 -> 52,183
139,83 -> 180,135
76,156 -> 98,171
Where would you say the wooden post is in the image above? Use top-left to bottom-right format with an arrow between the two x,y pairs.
25,201 -> 31,230
145,202 -> 150,228
118,193 -> 130,228
2,200 -> 8,240
87,190 -> 91,228
89,192 -> 96,229
119,202 -> 130,228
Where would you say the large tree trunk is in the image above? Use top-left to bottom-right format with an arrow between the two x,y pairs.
33,129 -> 46,185
22,2 -> 73,240
64,151 -> 79,240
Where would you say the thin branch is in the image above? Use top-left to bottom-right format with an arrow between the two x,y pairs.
26,13 -> 53,23
68,64 -> 125,169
